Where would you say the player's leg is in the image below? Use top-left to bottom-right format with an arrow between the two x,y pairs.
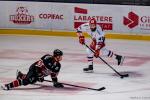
1,70 -> 26,90
1,65 -> 37,90
100,47 -> 125,65
1,79 -> 24,90
1,76 -> 37,90
16,70 -> 26,80
83,48 -> 94,72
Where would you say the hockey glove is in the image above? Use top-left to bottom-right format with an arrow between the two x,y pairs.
79,36 -> 85,45
97,42 -> 105,49
53,82 -> 64,88
37,76 -> 44,82
94,49 -> 100,58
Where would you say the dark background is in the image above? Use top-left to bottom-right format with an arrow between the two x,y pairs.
0,0 -> 150,6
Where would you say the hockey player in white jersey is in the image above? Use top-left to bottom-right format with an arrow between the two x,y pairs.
76,18 -> 124,72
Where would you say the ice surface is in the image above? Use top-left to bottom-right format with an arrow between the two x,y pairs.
0,35 -> 150,100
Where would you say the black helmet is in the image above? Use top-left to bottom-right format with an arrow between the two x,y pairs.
53,49 -> 63,57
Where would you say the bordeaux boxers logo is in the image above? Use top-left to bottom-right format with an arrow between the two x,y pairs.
74,7 -> 113,30
10,7 -> 34,24
123,12 -> 139,29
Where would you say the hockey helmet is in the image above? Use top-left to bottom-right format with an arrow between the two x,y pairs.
53,49 -> 63,57
89,18 -> 97,25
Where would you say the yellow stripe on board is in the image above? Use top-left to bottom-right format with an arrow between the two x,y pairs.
106,33 -> 150,41
0,29 -> 150,41
0,29 -> 77,37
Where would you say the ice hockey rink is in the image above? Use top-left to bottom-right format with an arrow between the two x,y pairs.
0,34 -> 150,100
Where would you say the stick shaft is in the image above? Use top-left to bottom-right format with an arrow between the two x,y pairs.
84,44 -> 123,77
44,80 -> 104,91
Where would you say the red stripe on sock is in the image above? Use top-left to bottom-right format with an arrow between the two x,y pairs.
13,80 -> 20,87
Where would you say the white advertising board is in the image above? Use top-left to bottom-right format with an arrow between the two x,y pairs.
0,1 -> 150,34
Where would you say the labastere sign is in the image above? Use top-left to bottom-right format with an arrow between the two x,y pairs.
123,11 -> 150,30
9,7 -> 34,24
74,7 -> 113,30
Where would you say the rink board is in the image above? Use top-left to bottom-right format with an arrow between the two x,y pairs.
0,29 -> 150,41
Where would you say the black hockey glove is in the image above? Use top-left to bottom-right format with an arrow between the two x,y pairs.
53,82 -> 64,88
37,76 -> 44,82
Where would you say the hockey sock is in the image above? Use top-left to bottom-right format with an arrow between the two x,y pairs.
5,79 -> 22,89
107,50 -> 114,58
87,56 -> 93,66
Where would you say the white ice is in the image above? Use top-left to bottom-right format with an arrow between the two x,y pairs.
0,35 -> 150,100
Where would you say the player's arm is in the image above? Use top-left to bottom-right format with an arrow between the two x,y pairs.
36,54 -> 53,82
50,64 -> 64,88
94,36 -> 105,58
41,55 -> 59,83
35,60 -> 45,82
94,26 -> 106,57
96,25 -> 105,49
51,72 -> 58,83
41,54 -> 52,62
76,25 -> 85,45
97,36 -> 105,48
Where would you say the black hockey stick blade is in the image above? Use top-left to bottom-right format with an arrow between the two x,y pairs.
97,87 -> 106,91
86,86 -> 106,91
120,74 -> 129,79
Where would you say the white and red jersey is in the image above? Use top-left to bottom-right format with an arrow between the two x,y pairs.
77,23 -> 105,44
76,22 -> 118,65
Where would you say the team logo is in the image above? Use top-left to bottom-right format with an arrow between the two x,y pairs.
10,7 -> 34,24
123,11 -> 139,29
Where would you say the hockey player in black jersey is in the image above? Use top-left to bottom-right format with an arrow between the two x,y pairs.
1,49 -> 64,90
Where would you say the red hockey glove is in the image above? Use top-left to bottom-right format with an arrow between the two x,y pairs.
79,36 -> 85,45
97,42 -> 105,50
94,49 -> 100,58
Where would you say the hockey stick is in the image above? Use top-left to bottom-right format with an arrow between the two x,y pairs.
44,80 -> 106,91
84,44 -> 129,79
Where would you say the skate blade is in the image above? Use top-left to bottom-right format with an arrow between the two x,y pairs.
83,70 -> 94,73
0,85 -> 8,90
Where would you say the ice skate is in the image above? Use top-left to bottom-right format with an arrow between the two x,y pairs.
116,55 -> 125,65
16,70 -> 23,80
83,65 -> 94,73
1,84 -> 9,90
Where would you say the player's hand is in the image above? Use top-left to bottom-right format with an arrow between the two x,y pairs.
97,42 -> 105,49
53,82 -> 64,88
94,49 -> 100,58
79,36 -> 85,45
37,76 -> 44,82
